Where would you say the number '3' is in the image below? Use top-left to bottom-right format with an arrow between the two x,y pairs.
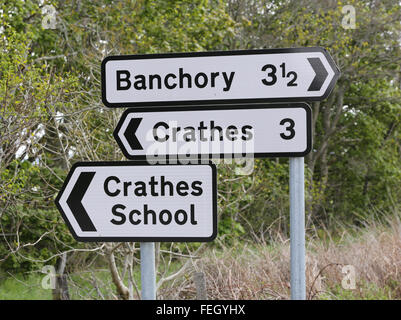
280,118 -> 295,140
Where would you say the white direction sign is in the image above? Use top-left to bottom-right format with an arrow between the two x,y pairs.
114,104 -> 311,160
55,162 -> 217,242
101,47 -> 339,108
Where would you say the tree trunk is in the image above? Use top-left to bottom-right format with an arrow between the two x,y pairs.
52,252 -> 70,300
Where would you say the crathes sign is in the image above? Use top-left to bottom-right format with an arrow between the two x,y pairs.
113,104 -> 312,160
101,47 -> 339,108
55,162 -> 217,242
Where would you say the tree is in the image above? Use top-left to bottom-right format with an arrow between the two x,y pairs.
225,0 -> 401,229
1,0 -> 235,299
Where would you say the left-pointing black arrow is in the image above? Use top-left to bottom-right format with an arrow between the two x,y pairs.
124,118 -> 143,150
66,172 -> 97,232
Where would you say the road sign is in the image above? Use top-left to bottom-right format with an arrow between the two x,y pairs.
113,103 -> 312,160
55,161 -> 217,242
101,47 -> 340,108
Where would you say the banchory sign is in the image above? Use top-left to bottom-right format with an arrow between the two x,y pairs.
55,162 -> 217,242
101,47 -> 340,108
113,104 -> 312,160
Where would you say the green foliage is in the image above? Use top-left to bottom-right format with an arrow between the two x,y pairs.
126,0 -> 235,53
0,160 -> 76,272
229,0 -> 401,226
320,281 -> 398,300
0,0 -> 236,274
1,1 -> 401,299
0,273 -> 52,300
216,160 -> 291,241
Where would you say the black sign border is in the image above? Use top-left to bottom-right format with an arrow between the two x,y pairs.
55,161 -> 217,243
101,47 -> 340,108
113,103 -> 312,159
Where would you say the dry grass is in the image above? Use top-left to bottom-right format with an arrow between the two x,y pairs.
161,212 -> 401,300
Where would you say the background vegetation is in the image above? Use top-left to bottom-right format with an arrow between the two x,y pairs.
0,0 -> 400,299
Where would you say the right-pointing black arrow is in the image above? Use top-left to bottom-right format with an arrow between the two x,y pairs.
307,57 -> 328,91
66,172 -> 97,232
124,118 -> 143,150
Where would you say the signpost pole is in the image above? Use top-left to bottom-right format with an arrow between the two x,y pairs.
289,157 -> 306,300
140,242 -> 156,300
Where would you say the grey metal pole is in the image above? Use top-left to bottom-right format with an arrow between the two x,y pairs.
289,157 -> 306,300
140,242 -> 156,300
